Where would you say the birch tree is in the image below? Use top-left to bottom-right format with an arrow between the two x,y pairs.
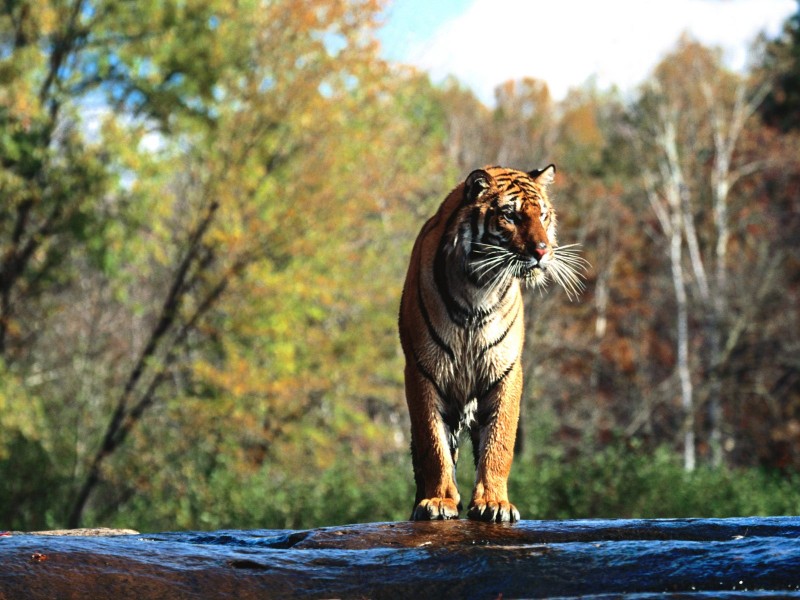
701,76 -> 771,465
642,106 -> 696,471
637,37 -> 773,470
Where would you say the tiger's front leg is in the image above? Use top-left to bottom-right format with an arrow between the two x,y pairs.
405,363 -> 461,520
468,360 -> 522,523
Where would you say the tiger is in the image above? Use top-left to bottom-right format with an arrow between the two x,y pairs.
398,164 -> 586,522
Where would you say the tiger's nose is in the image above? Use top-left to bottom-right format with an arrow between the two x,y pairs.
531,242 -> 548,260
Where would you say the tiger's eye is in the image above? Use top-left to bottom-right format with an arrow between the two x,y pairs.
501,209 -> 519,224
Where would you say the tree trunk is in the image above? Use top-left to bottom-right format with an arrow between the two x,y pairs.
670,209 -> 695,473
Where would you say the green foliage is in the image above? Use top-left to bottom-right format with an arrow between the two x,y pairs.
78,437 -> 800,532
0,431 -> 65,530
0,365 -> 67,530
96,445 -> 415,531
510,441 -> 800,521
759,1 -> 800,131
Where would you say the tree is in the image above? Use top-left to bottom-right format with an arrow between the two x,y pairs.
66,0 -> 394,526
2,0 -> 422,529
635,37 -> 776,469
0,0 -> 236,359
437,77 -> 495,175
493,77 -> 555,169
759,1 -> 800,131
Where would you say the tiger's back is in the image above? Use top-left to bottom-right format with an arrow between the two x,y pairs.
399,165 -> 585,522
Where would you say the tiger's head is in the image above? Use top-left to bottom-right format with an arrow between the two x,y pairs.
461,165 -> 587,299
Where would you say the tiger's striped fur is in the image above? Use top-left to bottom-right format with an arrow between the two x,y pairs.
398,165 -> 586,522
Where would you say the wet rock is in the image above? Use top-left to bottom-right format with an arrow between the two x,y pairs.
21,528 -> 140,537
2,517 -> 800,598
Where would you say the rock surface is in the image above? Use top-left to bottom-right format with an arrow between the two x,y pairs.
2,517 -> 800,598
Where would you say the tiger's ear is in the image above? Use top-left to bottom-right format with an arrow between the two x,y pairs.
528,164 -> 556,187
464,169 -> 493,202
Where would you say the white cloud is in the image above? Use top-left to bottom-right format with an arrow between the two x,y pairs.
404,0 -> 795,104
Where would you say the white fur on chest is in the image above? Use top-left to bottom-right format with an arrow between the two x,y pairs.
417,268 -> 523,407
447,300 -> 521,402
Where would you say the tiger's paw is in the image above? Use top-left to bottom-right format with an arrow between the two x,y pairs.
412,497 -> 460,520
467,499 -> 520,523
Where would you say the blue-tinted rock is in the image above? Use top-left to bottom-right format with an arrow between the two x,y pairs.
2,517 -> 800,598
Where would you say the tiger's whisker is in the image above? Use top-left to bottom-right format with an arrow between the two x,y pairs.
471,255 -> 511,278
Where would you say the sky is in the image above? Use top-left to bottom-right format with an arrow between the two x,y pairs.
378,0 -> 797,104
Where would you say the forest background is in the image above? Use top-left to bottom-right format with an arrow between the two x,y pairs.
1,0 -> 799,531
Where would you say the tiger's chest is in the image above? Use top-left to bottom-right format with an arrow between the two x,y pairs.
417,277 -> 524,407
448,318 -> 521,404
